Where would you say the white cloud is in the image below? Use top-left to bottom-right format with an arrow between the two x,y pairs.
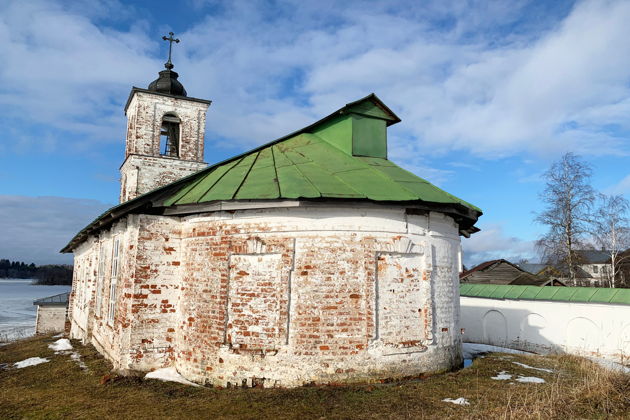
2,0 -> 630,162
606,174 -> 630,195
0,195 -> 112,264
462,223 -> 537,267
0,0 -> 156,148
162,1 -> 630,157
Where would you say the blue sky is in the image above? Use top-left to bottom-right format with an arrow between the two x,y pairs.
1,0 -> 629,265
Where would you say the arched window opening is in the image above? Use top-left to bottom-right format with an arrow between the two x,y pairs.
160,113 -> 180,157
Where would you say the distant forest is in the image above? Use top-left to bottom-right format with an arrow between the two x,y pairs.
0,259 -> 73,285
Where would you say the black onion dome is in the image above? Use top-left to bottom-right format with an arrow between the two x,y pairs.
148,69 -> 187,97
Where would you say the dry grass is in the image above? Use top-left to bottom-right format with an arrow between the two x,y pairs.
1,335 -> 629,419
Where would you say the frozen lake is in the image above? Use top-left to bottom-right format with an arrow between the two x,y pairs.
0,279 -> 71,342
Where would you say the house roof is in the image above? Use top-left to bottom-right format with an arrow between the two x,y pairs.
61,94 -> 482,253
575,250 -> 611,264
517,263 -> 548,275
459,259 -> 517,280
460,284 -> 630,305
459,259 -> 560,286
509,273 -> 565,287
33,292 -> 70,306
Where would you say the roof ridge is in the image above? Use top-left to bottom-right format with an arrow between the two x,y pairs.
272,144 -> 321,198
232,151 -> 262,200
270,146 -> 282,197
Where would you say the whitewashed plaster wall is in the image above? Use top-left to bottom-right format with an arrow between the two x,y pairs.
69,217 -> 141,367
35,306 -> 67,334
461,296 -> 630,364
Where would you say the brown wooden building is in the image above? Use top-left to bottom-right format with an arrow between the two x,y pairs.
460,259 -> 565,286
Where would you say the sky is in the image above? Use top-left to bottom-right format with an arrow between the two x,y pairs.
0,0 -> 629,266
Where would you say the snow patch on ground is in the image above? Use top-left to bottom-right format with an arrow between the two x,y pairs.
48,338 -> 73,352
52,333 -> 65,338
587,357 -> 630,374
512,362 -> 553,373
491,370 -> 546,383
70,352 -> 88,370
516,376 -> 545,383
145,367 -> 200,387
442,397 -> 470,406
462,343 -> 530,359
14,357 -> 49,368
491,371 -> 512,381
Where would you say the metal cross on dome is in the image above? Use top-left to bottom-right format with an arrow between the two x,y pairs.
162,31 -> 180,70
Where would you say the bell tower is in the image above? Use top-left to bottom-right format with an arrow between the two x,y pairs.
120,32 -> 211,203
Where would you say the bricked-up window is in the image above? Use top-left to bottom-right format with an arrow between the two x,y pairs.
95,243 -> 106,316
376,253 -> 432,350
160,113 -> 180,157
107,238 -> 120,325
226,254 -> 288,351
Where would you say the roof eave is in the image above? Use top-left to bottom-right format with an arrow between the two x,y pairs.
124,87 -> 212,114
61,196 -> 481,253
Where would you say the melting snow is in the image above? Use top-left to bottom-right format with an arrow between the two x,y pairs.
48,338 -> 73,352
587,357 -> 630,374
491,371 -> 512,380
491,371 -> 545,383
70,352 -> 88,370
442,397 -> 470,406
145,367 -> 200,387
14,357 -> 49,368
512,362 -> 553,373
516,376 -> 545,383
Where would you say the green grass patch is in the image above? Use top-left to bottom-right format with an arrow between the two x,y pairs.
1,335 -> 629,419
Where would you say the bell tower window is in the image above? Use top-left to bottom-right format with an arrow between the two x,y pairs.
160,113 -> 180,157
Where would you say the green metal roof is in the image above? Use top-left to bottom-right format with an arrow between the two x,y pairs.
460,284 -> 630,305
61,94 -> 482,253
162,131 -> 480,210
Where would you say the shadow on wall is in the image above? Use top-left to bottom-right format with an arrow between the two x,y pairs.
460,297 -> 630,364
470,306 -> 563,354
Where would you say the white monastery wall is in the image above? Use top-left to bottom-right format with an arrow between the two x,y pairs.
461,296 -> 630,364
69,204 -> 465,387
35,306 -> 67,334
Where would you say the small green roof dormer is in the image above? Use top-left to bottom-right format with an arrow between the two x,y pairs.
311,94 -> 400,158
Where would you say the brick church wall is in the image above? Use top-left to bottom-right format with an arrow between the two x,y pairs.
70,204 -> 463,387
176,205 -> 462,386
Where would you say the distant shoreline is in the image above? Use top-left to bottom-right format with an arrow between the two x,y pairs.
0,278 -> 71,286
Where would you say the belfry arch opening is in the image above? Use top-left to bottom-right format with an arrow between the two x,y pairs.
160,113 -> 181,157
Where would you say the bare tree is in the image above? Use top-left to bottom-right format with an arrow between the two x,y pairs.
535,153 -> 595,284
591,194 -> 630,288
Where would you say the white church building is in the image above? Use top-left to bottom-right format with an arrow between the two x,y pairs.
62,41 -> 482,387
